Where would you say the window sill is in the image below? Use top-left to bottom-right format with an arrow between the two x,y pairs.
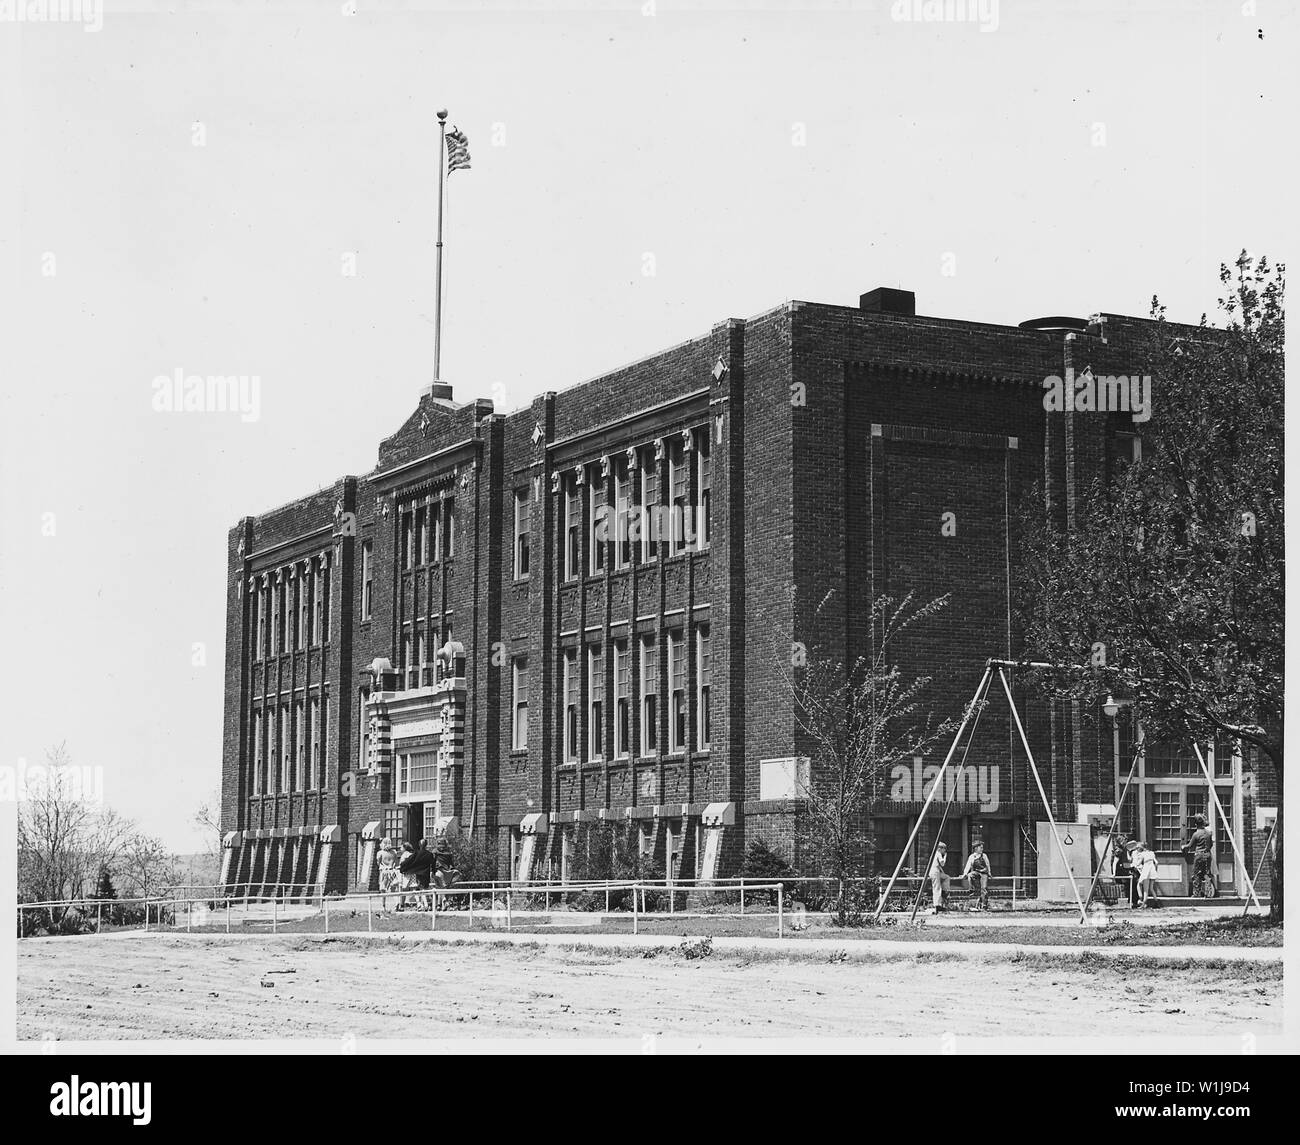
509,748 -> 529,758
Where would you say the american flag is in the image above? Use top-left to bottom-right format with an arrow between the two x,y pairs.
446,126 -> 471,174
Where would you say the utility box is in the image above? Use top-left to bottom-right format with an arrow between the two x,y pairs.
1035,822 -> 1092,902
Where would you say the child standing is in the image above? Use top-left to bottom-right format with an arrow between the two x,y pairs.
929,842 -> 952,913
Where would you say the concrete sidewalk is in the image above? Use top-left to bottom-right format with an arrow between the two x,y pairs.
42,927 -> 1280,962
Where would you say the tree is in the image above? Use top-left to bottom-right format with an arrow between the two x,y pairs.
786,593 -> 959,925
117,834 -> 183,903
1019,253 -> 1284,917
17,744 -> 135,918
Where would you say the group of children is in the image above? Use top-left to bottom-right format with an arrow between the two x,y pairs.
376,836 -> 452,911
924,829 -> 1171,913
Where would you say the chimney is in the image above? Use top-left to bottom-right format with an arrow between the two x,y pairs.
860,287 -> 915,316
423,382 -> 455,402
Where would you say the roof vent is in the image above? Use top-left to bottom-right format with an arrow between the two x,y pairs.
860,287 -> 915,316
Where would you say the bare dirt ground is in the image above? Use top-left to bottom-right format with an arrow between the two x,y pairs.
18,934 -> 1280,1041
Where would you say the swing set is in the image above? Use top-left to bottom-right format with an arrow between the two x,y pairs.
873,659 -> 1265,924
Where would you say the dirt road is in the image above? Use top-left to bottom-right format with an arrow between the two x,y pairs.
18,934 -> 1279,1042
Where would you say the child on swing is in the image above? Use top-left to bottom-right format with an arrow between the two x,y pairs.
961,840 -> 992,911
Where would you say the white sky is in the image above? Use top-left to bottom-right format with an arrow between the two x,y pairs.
0,1 -> 1293,852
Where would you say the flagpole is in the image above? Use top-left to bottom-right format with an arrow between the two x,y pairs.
433,108 -> 448,386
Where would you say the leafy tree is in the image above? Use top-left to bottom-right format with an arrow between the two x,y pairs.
786,593 -> 958,925
1019,253 -> 1284,917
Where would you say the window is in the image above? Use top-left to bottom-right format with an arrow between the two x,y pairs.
279,704 -> 291,792
1149,789 -> 1182,852
294,701 -> 305,791
415,501 -> 425,565
254,585 -> 265,660
310,568 -> 322,646
697,432 -> 711,550
252,709 -> 264,795
416,626 -> 428,688
1187,787 -> 1235,861
297,574 -> 309,651
640,637 -> 658,756
397,749 -> 439,800
427,501 -> 440,562
320,695 -> 328,789
444,499 -> 455,559
320,564 -> 330,643
383,806 -> 406,847
308,696 -> 321,789
358,689 -> 370,776
668,631 -> 686,753
274,577 -> 285,655
402,508 -> 415,570
614,458 -> 632,569
588,645 -> 605,761
514,489 -> 531,579
565,478 -> 581,581
669,437 -> 690,555
696,625 -> 711,751
872,817 -> 911,877
361,541 -> 373,621
640,453 -> 659,563
512,657 -> 529,751
563,651 -> 579,763
978,820 -> 1014,880
614,640 -> 630,759
590,470 -> 607,575
402,630 -> 413,690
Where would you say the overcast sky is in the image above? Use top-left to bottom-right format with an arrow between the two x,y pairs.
0,1 -> 1292,852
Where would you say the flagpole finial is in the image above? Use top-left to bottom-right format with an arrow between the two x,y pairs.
437,108 -> 448,122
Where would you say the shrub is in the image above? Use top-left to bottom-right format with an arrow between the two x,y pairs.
741,839 -> 798,906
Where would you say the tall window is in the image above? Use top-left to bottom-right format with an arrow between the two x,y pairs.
696,625 -> 711,751
319,695 -> 328,789
697,432 -> 711,550
588,645 -> 605,761
255,584 -> 266,660
514,489 -> 531,579
563,651 -> 579,763
320,564 -> 330,643
402,630 -> 414,689
641,452 -> 659,563
565,477 -> 581,581
614,640 -> 630,759
415,500 -> 426,565
1149,789 -> 1182,852
273,577 -> 285,655
668,630 -> 686,753
614,458 -> 632,570
590,470 -> 607,575
309,697 -> 321,789
361,540 -> 373,621
294,701 -> 305,791
416,626 -> 429,688
512,657 -> 529,751
311,567 -> 324,646
402,507 -> 415,570
427,501 -> 440,562
640,636 -> 658,756
669,437 -> 690,555
444,499 -> 455,558
279,704 -> 291,792
253,709 -> 264,795
297,573 -> 309,650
